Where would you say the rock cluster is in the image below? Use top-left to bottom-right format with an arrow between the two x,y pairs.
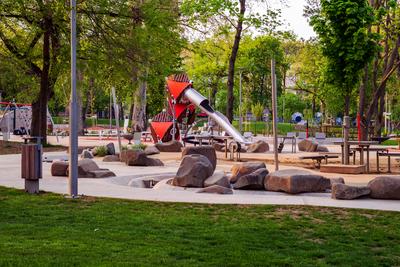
298,139 -> 329,153
51,159 -> 115,178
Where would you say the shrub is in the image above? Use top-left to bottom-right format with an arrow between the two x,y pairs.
95,146 -> 108,157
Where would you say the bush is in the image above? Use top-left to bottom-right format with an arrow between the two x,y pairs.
94,146 -> 107,157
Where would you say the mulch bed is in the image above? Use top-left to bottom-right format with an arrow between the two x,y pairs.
0,140 -> 66,155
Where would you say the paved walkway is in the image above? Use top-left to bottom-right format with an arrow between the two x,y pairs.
1,152 -> 399,212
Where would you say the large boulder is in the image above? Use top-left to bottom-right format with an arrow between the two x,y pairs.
298,139 -> 318,152
125,150 -> 164,166
103,155 -> 120,162
330,177 -> 345,187
81,149 -> 94,159
106,143 -> 116,155
246,140 -> 270,153
181,146 -> 217,171
233,168 -> 268,190
67,159 -> 116,178
230,162 -> 266,183
204,171 -> 231,188
197,185 -> 233,194
368,176 -> 400,200
172,154 -> 213,188
155,140 -> 183,152
78,159 -> 100,177
331,183 -> 370,200
316,145 -> 329,152
264,169 -> 331,194
51,161 -> 68,176
145,145 -> 160,155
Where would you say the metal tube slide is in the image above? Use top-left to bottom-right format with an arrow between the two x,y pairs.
184,87 -> 248,144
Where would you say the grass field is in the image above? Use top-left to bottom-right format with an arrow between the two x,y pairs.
0,187 -> 399,266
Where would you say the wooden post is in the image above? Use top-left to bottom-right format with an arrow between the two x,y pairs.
271,59 -> 279,171
343,116 -> 350,165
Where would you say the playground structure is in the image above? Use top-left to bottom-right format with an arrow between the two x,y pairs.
149,74 -> 249,149
0,102 -> 53,139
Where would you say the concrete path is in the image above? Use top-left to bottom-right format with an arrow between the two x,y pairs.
1,152 -> 399,212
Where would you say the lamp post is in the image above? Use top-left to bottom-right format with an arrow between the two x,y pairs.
68,0 -> 78,197
239,69 -> 243,134
271,59 -> 279,171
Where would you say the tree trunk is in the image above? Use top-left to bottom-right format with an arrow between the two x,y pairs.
359,65 -> 368,140
31,23 -> 51,144
226,0 -> 246,122
344,92 -> 350,117
132,80 -> 147,132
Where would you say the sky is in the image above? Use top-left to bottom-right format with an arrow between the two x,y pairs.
268,0 -> 316,39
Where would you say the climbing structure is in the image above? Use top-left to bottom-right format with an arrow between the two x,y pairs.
150,74 -> 247,145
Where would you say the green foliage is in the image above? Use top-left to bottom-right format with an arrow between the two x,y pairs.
309,0 -> 379,114
251,102 -> 264,121
278,93 -> 308,122
94,146 -> 108,157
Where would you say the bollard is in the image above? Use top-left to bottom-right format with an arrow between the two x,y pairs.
343,116 -> 350,165
21,137 -> 42,193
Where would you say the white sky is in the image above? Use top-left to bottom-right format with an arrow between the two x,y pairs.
268,0 -> 316,39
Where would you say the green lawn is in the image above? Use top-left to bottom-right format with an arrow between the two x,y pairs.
1,186 -> 400,266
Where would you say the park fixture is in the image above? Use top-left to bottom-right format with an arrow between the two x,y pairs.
21,137 -> 42,194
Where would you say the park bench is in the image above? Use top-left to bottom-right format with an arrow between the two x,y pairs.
377,151 -> 400,173
299,154 -> 339,169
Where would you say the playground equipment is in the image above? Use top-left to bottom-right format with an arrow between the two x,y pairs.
150,74 -> 249,148
0,102 -> 53,138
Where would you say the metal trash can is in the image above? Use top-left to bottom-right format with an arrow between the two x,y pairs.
21,137 -> 42,193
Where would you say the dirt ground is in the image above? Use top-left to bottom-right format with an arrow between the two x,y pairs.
0,141 -> 66,155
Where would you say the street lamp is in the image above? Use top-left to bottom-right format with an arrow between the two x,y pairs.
68,0 -> 78,197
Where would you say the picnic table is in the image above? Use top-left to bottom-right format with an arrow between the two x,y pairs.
377,151 -> 400,173
299,154 -> 339,169
191,134 -> 239,160
334,141 -> 379,173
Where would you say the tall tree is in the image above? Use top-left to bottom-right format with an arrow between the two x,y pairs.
181,0 -> 281,122
0,1 -> 67,143
309,0 -> 378,116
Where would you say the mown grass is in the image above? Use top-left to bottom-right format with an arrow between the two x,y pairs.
0,186 -> 400,266
381,139 -> 399,146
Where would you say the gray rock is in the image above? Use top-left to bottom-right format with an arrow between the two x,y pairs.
330,177 -> 345,187
316,145 -> 329,152
182,146 -> 217,171
331,183 -> 370,200
155,140 -> 183,152
298,139 -> 318,152
106,142 -> 116,155
144,145 -> 160,155
81,149 -> 94,159
66,159 -> 114,178
125,150 -> 164,166
51,161 -> 68,176
102,155 -> 120,162
230,162 -> 266,183
172,154 -> 213,188
368,176 -> 400,200
233,168 -> 268,190
197,185 -> 233,194
87,169 -> 116,178
265,169 -> 331,194
204,171 -> 231,188
247,140 -> 270,153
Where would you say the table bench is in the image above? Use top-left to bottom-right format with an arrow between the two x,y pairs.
299,155 -> 339,169
377,151 -> 400,173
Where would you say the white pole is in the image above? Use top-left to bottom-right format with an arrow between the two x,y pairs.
239,70 -> 243,133
111,87 -> 122,157
271,59 -> 279,171
68,0 -> 78,197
